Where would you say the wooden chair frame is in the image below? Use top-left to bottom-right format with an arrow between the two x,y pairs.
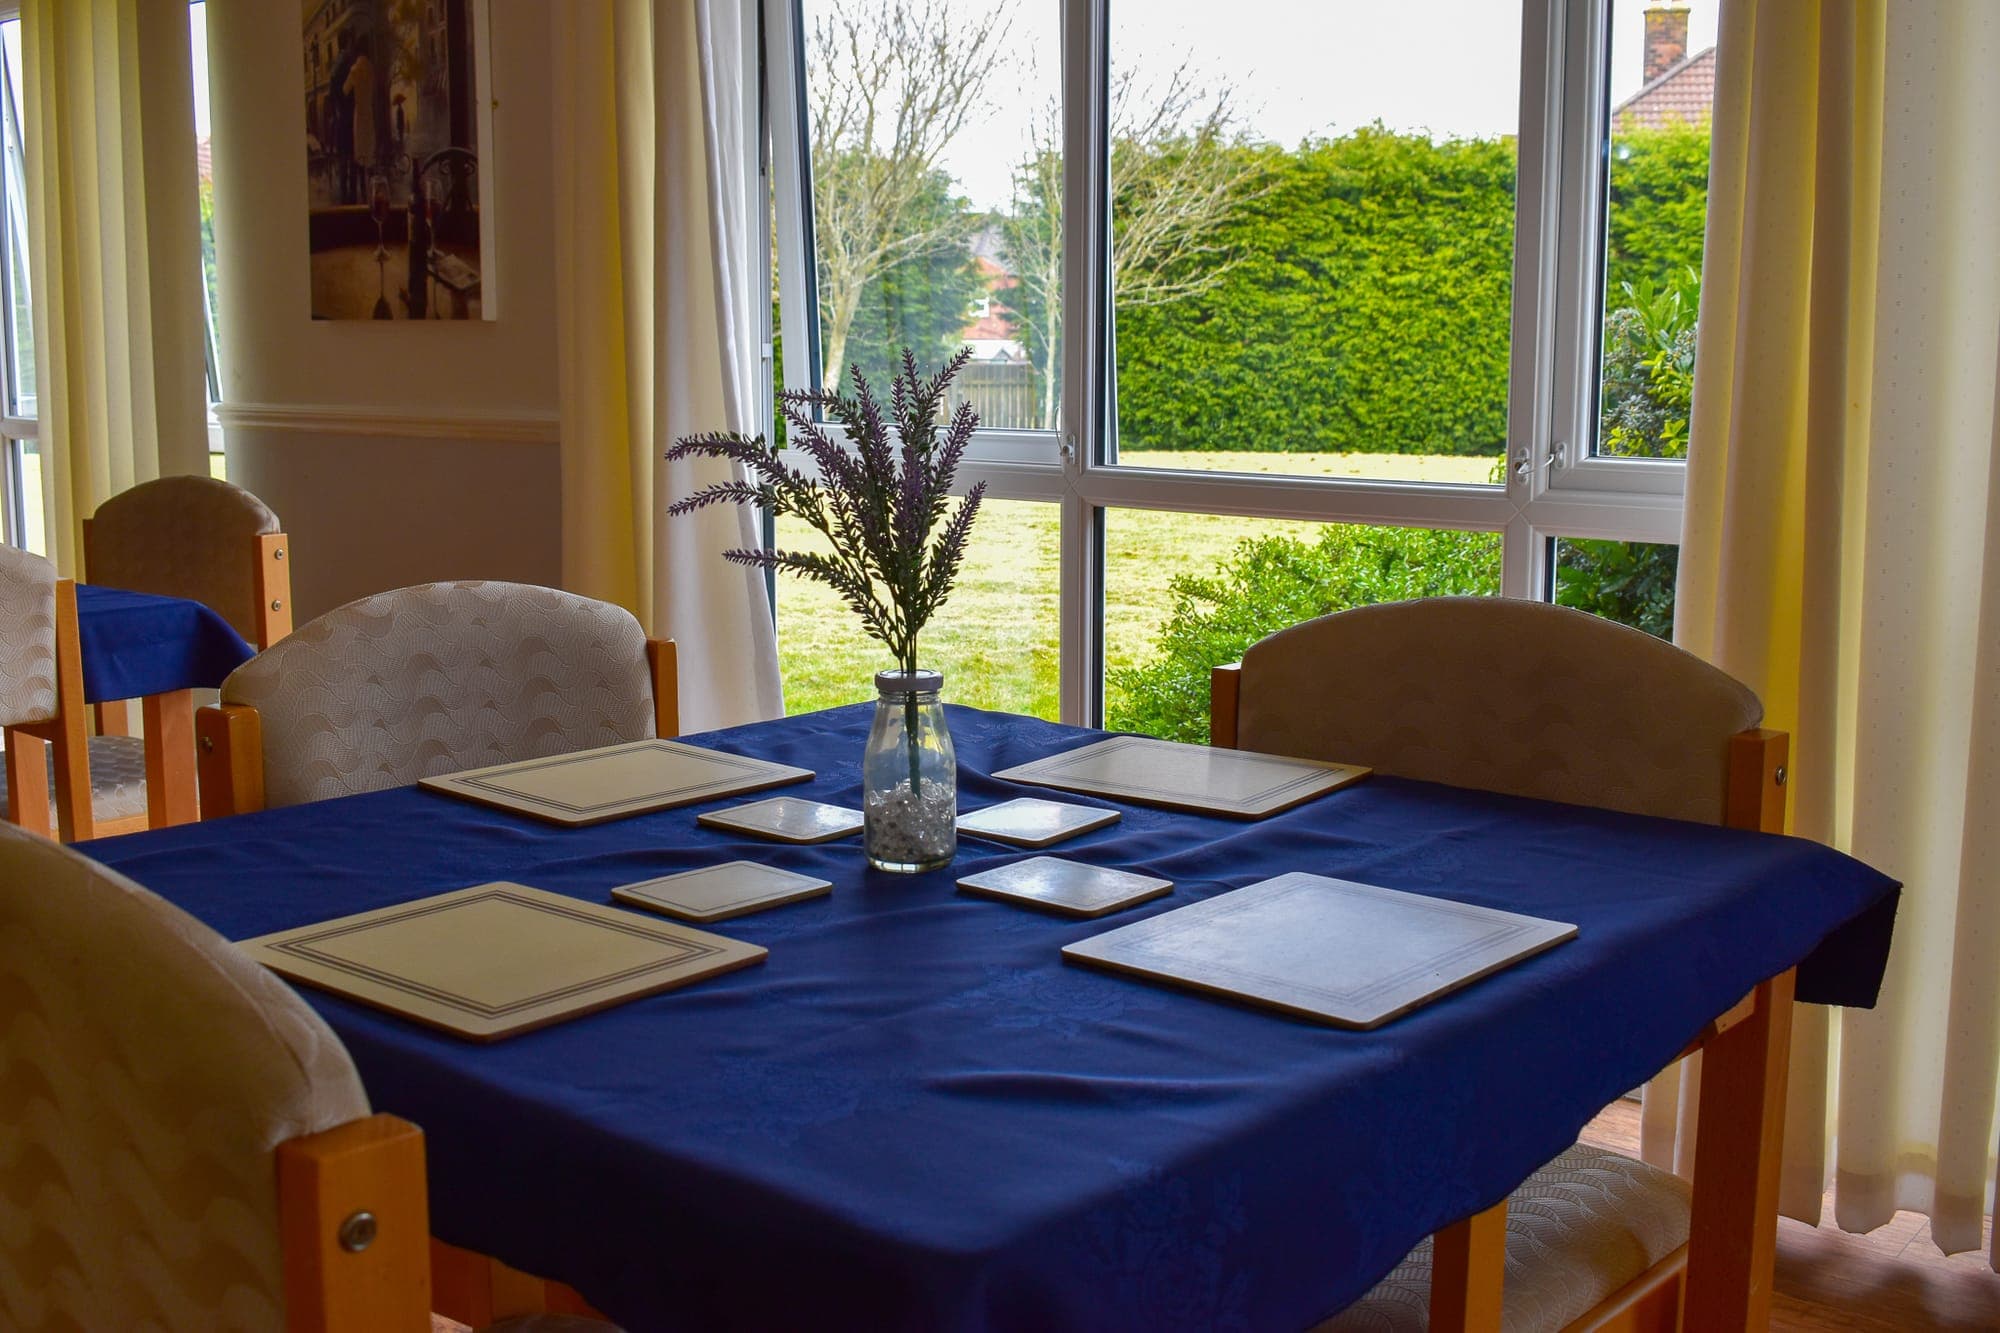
275,1113 -> 611,1331
4,579 -> 94,841
1211,661 -> 1794,1333
198,638 -> 680,819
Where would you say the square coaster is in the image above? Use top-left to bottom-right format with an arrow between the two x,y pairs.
956,797 -> 1121,848
957,857 -> 1172,919
614,861 -> 833,923
698,795 -> 865,844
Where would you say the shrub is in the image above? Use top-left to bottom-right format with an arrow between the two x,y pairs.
1106,524 -> 1501,742
1554,539 -> 1680,640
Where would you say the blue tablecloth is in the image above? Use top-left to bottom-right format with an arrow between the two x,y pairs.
81,706 -> 1898,1333
74,583 -> 254,704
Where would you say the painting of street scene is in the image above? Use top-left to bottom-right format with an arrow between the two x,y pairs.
302,0 -> 486,319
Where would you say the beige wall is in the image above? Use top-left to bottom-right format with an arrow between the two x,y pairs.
207,0 -> 560,619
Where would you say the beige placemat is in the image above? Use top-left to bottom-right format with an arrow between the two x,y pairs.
993,736 -> 1367,819
1063,872 -> 1575,1028
420,739 -> 812,826
241,882 -> 766,1041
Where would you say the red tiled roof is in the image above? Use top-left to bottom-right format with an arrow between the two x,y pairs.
196,136 -> 213,185
1613,46 -> 1716,131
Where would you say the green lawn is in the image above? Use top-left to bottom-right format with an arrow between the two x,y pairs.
776,449 -> 1495,718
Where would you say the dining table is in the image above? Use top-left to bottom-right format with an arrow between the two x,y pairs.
78,703 -> 1900,1332
73,583 -> 255,827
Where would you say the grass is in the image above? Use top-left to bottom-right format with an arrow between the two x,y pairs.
776,449 -> 1496,717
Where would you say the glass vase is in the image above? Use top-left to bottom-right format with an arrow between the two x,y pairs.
862,669 -> 956,873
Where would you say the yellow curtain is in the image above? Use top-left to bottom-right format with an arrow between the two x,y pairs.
552,0 -> 782,730
22,0 -> 209,576
1669,0 -> 2000,1265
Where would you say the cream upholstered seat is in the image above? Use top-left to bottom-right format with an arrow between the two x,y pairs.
1217,597 -> 1779,1332
1314,1145 -> 1691,1332
0,545 -> 145,838
1234,595 -> 1761,822
0,819 -> 370,1329
88,474 -> 287,647
0,823 -> 626,1332
216,581 -> 662,809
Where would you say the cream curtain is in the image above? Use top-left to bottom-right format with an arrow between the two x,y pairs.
553,0 -> 783,731
1666,0 -> 2000,1265
22,0 -> 210,576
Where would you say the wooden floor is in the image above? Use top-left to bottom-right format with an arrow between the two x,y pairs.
1581,1099 -> 2000,1331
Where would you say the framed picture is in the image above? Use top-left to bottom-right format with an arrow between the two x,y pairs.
301,0 -> 495,320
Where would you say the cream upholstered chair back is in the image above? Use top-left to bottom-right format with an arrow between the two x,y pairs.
0,821 -> 370,1331
89,475 -> 281,643
1236,596 -> 1763,824
221,580 -> 658,808
0,543 -> 57,728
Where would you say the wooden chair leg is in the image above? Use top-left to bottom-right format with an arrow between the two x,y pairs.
3,726 -> 52,838
1430,1198 -> 1506,1333
277,1113 -> 431,1333
197,701 -> 265,817
1209,661 -> 1242,749
143,689 -> 199,828
95,700 -> 131,736
1684,968 -> 1795,1331
48,580 -> 93,841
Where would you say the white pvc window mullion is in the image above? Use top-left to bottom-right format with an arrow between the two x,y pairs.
763,0 -> 817,406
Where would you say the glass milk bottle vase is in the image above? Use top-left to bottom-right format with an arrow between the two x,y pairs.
862,669 -> 957,873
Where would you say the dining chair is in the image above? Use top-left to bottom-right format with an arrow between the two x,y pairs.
0,820 -> 622,1332
196,581 -> 678,815
85,473 -> 294,650
1211,596 -> 1790,1333
0,544 -> 146,840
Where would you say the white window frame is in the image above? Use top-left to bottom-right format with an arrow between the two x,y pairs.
765,0 -> 1688,727
0,3 -> 36,550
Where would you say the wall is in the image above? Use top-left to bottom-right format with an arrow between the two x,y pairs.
207,0 -> 560,619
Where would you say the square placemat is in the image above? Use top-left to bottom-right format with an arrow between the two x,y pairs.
614,861 -> 834,923
957,797 -> 1121,848
697,796 -> 864,844
241,883 -> 766,1041
420,739 -> 812,826
958,856 -> 1172,918
993,736 -> 1367,820
1063,872 -> 1576,1027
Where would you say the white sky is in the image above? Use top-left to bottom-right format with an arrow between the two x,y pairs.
806,1 -> 1719,213
192,3 -> 212,139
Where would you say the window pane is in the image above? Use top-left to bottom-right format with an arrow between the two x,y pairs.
1596,0 -> 1716,460
1104,509 -> 1501,741
1,17 -> 33,419
800,0 -> 1060,430
192,2 -> 222,414
776,497 -> 1058,718
1551,537 -> 1679,639
1105,1 -> 1518,484
13,437 -> 43,555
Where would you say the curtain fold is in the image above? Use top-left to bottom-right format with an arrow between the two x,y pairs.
22,0 -> 209,576
1669,0 -> 2000,1266
554,0 -> 783,732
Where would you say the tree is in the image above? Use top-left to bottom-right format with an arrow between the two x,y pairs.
1000,65 -> 1267,430
807,0 -> 1008,388
833,159 -> 985,392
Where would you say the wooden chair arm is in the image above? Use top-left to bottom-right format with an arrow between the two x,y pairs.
255,531 -> 294,649
277,1113 -> 431,1333
1725,728 -> 1788,834
197,701 -> 265,818
648,638 -> 679,739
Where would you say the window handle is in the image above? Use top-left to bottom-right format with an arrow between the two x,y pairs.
1512,442 -> 1568,478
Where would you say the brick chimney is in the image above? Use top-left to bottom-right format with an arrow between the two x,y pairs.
1643,5 -> 1690,83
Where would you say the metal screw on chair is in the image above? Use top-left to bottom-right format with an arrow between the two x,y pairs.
271,599 -> 283,611
1774,765 -> 1788,786
199,736 -> 213,753
274,548 -> 285,560
338,1211 -> 377,1252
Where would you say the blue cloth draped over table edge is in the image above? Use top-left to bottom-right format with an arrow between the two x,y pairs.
73,583 -> 255,703
78,704 -> 1899,1333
